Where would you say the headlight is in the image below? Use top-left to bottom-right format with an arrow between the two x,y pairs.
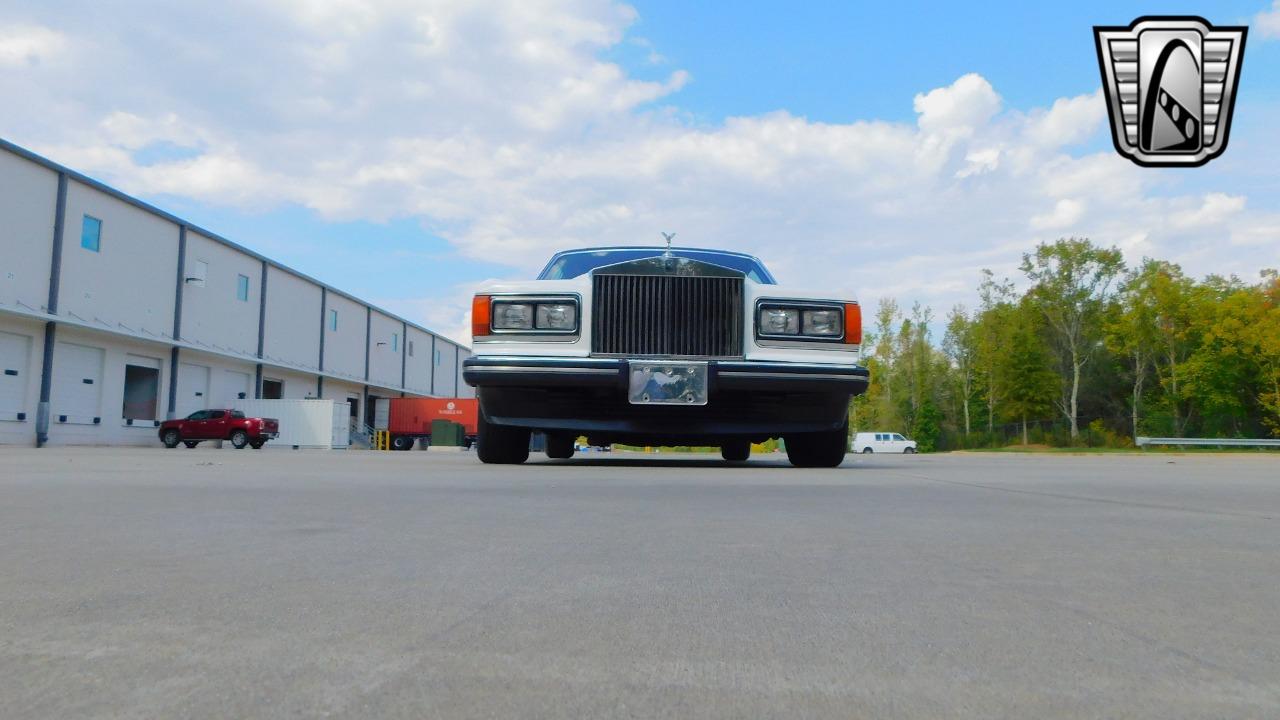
535,303 -> 576,330
760,308 -> 800,335
486,297 -> 578,334
757,302 -> 847,341
802,309 -> 841,336
492,303 -> 534,330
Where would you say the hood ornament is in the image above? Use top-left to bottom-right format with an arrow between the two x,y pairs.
661,232 -> 676,258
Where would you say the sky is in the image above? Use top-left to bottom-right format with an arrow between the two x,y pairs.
2,0 -> 1279,344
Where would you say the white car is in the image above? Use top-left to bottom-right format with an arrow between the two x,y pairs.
463,246 -> 870,467
852,432 -> 917,454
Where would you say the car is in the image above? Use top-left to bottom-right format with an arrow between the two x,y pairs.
158,409 -> 280,449
852,432 -> 917,454
462,245 -> 870,467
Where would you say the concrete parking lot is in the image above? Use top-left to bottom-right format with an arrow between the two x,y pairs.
2,448 -> 1278,719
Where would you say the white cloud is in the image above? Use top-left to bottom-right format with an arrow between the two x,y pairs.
1030,199 -> 1085,231
1255,1 -> 1280,38
0,0 -> 1275,343
0,24 -> 66,66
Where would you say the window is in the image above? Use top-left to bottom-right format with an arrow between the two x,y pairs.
231,410 -> 246,419
208,410 -> 225,419
236,274 -> 250,302
262,379 -> 283,399
435,349 -> 442,366
392,333 -> 399,352
81,215 -> 102,252
408,340 -> 414,357
329,309 -> 338,331
187,410 -> 209,421
893,434 -> 905,441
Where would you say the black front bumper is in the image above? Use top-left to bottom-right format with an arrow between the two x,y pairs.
463,356 -> 869,443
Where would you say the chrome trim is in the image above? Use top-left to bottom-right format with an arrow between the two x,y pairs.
469,365 -> 617,375
485,292 -> 581,339
718,371 -> 865,381
754,297 -> 851,345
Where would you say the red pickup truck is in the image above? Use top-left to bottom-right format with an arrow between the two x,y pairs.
159,409 -> 279,449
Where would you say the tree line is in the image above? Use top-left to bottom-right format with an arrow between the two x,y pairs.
851,237 -> 1280,450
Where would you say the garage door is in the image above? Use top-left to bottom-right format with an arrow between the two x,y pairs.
219,370 -> 252,407
0,331 -> 31,418
51,342 -> 103,423
177,362 -> 210,418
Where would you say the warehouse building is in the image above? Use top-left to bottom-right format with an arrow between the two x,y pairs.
0,138 -> 472,447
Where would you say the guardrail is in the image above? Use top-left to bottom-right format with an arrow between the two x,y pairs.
1136,436 -> 1280,448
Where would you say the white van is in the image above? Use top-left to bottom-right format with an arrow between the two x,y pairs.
852,432 -> 917,454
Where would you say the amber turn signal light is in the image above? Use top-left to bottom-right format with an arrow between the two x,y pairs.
471,295 -> 491,337
844,302 -> 862,345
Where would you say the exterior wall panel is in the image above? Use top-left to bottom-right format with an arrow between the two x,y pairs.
322,293 -> 365,381
59,181 -> 178,338
0,151 -> 56,312
181,231 -> 261,358
367,311 -> 403,390
261,267 -> 322,370
404,327 -> 434,395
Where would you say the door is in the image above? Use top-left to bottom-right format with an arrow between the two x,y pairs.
51,342 -> 103,423
220,370 -> 252,407
202,410 -> 229,439
177,363 -> 210,418
0,331 -> 31,418
892,433 -> 908,451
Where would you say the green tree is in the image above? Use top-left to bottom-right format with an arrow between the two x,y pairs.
1001,301 -> 1059,445
1021,238 -> 1125,440
1106,260 -> 1163,440
942,305 -> 977,436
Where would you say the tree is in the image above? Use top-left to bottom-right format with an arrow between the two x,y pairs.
1001,301 -> 1059,445
1106,260 -> 1162,440
1021,238 -> 1125,440
974,270 -> 1016,435
942,305 -> 977,436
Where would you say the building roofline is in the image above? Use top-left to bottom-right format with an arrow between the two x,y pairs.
0,136 -> 468,352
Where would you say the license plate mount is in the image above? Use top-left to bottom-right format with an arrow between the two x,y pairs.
628,362 -> 709,406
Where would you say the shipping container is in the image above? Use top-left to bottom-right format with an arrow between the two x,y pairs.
233,399 -> 351,449
382,397 -> 478,450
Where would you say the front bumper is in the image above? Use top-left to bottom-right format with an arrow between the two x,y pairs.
463,356 -> 869,441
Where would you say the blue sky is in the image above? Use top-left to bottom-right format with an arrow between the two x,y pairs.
2,1 -> 1277,341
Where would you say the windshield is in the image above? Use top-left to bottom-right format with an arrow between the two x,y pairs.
539,248 -> 776,284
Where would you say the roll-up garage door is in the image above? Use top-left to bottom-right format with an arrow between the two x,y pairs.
0,331 -> 32,420
51,342 -> 104,424
177,363 -> 210,418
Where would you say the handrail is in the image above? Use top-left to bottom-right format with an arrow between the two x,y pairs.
1136,436 -> 1280,448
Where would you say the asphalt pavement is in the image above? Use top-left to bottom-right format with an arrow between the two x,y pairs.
2,447 -> 1278,719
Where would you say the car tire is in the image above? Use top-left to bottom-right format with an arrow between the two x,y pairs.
391,435 -> 414,451
184,440 -> 199,449
720,440 -> 750,462
545,433 -> 575,460
250,439 -> 265,449
476,412 -> 530,464
904,447 -> 916,454
162,429 -> 181,448
861,447 -> 873,454
230,430 -> 249,449
784,418 -> 848,468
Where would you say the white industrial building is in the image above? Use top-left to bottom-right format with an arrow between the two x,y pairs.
0,138 -> 472,447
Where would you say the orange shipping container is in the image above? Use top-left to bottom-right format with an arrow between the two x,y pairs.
387,398 -> 479,436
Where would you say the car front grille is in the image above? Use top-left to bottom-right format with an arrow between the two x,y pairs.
591,274 -> 744,357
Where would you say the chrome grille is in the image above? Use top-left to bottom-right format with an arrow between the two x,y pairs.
591,274 -> 744,357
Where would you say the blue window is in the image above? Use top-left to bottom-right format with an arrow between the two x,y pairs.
81,215 -> 102,252
435,349 -> 442,366
329,309 -> 338,331
236,274 -> 250,302
392,333 -> 399,352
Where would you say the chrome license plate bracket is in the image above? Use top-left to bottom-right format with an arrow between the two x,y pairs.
628,362 -> 709,405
